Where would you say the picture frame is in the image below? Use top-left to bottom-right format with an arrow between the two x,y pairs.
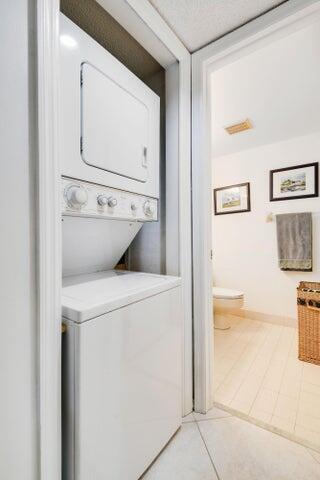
214,182 -> 251,215
270,162 -> 319,202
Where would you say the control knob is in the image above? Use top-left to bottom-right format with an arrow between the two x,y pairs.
131,202 -> 138,211
97,194 -> 108,207
143,201 -> 155,217
65,184 -> 88,208
107,196 -> 118,208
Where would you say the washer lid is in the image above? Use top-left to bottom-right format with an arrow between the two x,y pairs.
212,287 -> 244,299
62,270 -> 181,323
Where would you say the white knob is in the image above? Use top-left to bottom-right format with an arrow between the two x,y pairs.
97,194 -> 108,206
143,201 -> 155,217
107,196 -> 118,208
131,202 -> 137,211
65,184 -> 88,208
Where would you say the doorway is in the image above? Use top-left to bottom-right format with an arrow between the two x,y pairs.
192,0 -> 320,448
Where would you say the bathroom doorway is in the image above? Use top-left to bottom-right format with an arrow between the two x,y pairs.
210,10 -> 320,451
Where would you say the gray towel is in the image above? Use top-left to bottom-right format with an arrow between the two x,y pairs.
276,212 -> 312,271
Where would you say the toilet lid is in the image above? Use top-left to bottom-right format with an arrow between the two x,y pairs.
212,287 -> 244,299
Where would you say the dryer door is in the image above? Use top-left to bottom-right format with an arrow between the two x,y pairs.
81,62 -> 149,183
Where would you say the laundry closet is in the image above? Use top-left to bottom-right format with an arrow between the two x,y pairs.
59,1 -> 183,479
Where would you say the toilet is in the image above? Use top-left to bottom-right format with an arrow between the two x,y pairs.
213,287 -> 244,330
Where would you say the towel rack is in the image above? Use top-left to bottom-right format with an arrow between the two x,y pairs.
266,212 -> 320,223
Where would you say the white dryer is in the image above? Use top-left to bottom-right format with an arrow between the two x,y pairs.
62,270 -> 182,480
60,14 -> 160,199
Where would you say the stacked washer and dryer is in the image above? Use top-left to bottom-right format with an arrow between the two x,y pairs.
60,15 -> 182,480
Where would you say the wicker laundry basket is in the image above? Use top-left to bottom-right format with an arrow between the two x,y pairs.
297,281 -> 320,365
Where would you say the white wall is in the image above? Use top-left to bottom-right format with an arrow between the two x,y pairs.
212,131 -> 320,320
0,1 -> 38,478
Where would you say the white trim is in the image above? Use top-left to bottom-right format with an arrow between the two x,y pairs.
192,49 -> 214,413
124,0 -> 193,416
96,0 -> 176,68
37,2 -> 192,478
165,61 -> 193,414
191,0 -> 320,413
177,56 -> 193,415
37,0 -> 61,479
126,0 -> 189,62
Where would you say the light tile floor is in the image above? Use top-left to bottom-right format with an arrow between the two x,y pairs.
141,407 -> 320,479
214,315 -> 320,450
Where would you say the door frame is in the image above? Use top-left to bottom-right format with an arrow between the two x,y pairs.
37,1 -> 61,479
191,0 -> 320,413
37,1 -> 192,479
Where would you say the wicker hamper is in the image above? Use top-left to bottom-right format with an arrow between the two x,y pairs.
297,281 -> 320,365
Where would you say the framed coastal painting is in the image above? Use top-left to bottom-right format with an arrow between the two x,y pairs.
270,162 -> 319,202
214,182 -> 251,215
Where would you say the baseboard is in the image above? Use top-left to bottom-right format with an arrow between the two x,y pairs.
215,307 -> 297,328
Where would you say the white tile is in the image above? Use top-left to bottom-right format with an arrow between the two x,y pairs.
308,449 -> 320,465
214,379 -> 239,405
279,378 -> 301,400
193,406 -> 231,422
214,320 -> 320,449
302,381 -> 320,397
262,355 -> 287,391
273,393 -> 298,422
229,376 -> 263,413
298,391 -> 320,419
285,357 -> 303,373
198,416 -> 320,480
214,355 -> 237,378
296,412 -> 320,434
222,366 -> 247,390
141,423 -> 218,480
229,396 -> 253,415
289,331 -> 299,357
249,407 -> 272,424
250,388 -> 278,415
182,413 -> 195,423
247,356 -> 272,378
271,415 -> 295,433
281,358 -> 303,394
302,363 -> 320,387
295,426 -> 320,446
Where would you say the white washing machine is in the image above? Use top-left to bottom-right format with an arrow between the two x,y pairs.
62,270 -> 182,480
59,14 -> 160,199
61,179 -> 182,480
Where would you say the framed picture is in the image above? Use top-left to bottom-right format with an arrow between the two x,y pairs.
270,162 -> 319,202
214,182 -> 251,215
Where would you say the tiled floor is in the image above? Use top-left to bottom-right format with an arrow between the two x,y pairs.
141,407 -> 320,479
214,315 -> 320,450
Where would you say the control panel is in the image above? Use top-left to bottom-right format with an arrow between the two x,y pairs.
61,177 -> 158,222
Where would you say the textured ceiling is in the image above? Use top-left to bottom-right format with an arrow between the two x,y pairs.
211,20 -> 320,158
148,0 -> 287,52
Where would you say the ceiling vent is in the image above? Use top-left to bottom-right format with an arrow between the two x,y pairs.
224,119 -> 253,135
